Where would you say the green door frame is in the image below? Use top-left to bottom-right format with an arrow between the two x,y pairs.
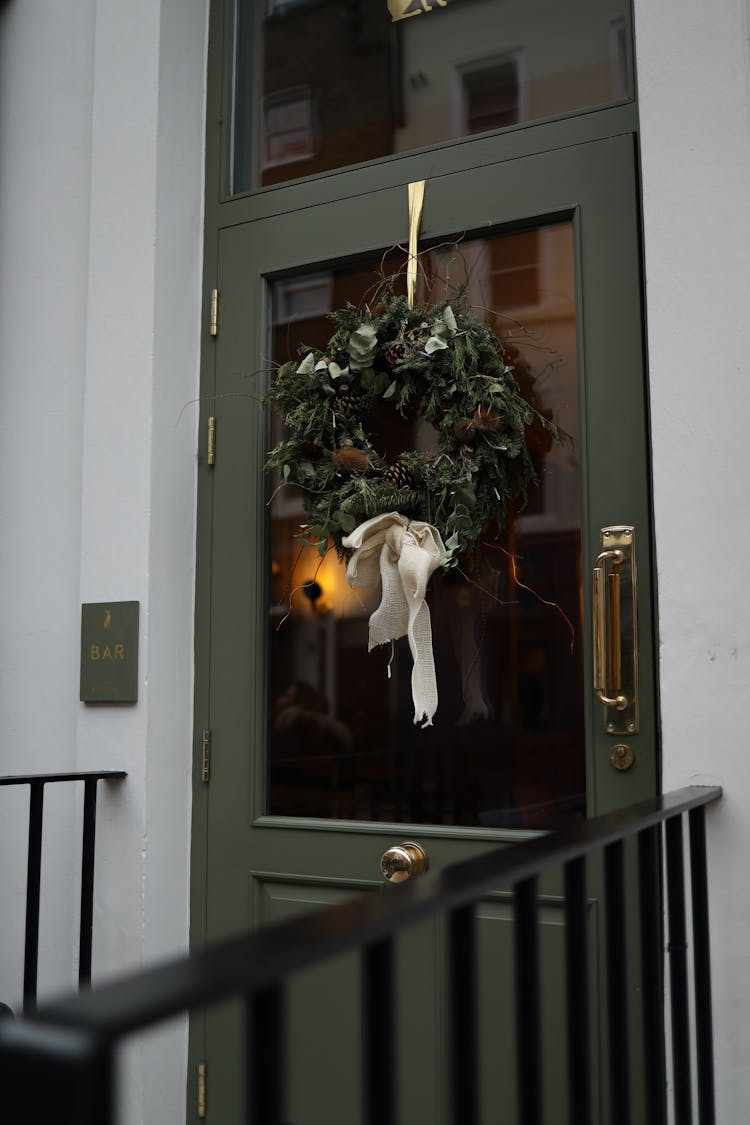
188,2 -> 657,1119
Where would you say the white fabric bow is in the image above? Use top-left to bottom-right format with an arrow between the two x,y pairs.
342,512 -> 446,727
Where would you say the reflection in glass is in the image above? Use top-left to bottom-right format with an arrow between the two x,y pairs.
232,0 -> 630,193
267,224 -> 584,829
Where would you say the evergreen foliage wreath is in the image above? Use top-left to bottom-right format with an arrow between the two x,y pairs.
266,289 -> 554,565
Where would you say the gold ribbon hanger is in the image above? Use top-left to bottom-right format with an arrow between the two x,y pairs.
407,179 -> 426,309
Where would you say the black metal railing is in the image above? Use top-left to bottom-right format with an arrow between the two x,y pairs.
0,785 -> 721,1124
0,771 -> 126,1012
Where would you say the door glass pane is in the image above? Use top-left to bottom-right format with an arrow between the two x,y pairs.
232,0 -> 631,194
267,221 -> 584,829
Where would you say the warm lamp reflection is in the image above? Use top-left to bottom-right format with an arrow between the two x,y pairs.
291,540 -> 374,619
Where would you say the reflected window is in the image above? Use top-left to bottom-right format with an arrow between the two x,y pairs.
263,87 -> 316,167
273,273 -> 332,323
461,54 -> 523,135
490,228 -> 539,309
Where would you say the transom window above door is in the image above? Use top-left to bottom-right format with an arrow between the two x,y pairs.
230,0 -> 633,194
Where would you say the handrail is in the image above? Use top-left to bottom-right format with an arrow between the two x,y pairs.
27,785 -> 720,1038
0,771 -> 127,1010
0,771 -> 126,787
0,784 -> 722,1125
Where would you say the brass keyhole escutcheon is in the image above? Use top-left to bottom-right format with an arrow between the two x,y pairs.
380,841 -> 429,883
609,744 -> 635,771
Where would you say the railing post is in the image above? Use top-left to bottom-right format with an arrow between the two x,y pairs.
247,983 -> 284,1125
79,778 -> 99,986
665,815 -> 693,1125
23,781 -> 45,1011
449,904 -> 478,1125
362,937 -> 396,1125
689,805 -> 716,1125
604,839 -> 630,1125
514,876 -> 542,1125
0,1020 -> 115,1125
637,825 -> 667,1125
564,856 -> 591,1125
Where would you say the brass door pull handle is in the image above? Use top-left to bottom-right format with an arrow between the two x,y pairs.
592,526 -> 639,736
380,841 -> 429,883
593,547 -> 627,710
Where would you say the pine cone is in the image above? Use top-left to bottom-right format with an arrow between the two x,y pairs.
335,383 -> 361,417
382,459 -> 414,488
385,340 -> 409,368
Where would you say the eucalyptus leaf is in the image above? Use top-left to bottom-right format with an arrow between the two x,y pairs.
488,383 -> 506,394
443,305 -> 457,334
314,358 -> 329,372
317,539 -> 328,558
348,323 -> 378,370
425,336 -> 449,354
353,322 -> 377,344
328,361 -> 344,380
283,464 -> 291,481
299,461 -> 316,478
383,380 -> 398,400
373,371 -> 391,394
296,352 -> 316,375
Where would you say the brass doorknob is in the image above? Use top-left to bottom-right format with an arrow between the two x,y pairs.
380,841 -> 429,883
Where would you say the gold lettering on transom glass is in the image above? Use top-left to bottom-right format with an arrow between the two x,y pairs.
388,0 -> 447,21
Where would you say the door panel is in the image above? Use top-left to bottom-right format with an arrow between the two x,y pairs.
201,133 -> 655,1123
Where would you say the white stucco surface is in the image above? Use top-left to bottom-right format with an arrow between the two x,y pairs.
0,0 -> 97,1006
634,0 -> 750,1117
0,0 -> 207,1120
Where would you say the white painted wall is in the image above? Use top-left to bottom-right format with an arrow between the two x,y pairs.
0,0 -> 96,1006
634,0 -> 750,1118
0,0 -> 207,1122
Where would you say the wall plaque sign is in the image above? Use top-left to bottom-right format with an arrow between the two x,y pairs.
80,601 -> 139,703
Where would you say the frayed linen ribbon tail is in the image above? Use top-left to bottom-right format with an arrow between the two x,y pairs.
342,512 -> 445,727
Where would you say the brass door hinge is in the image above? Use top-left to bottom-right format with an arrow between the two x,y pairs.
207,416 -> 216,467
209,288 -> 219,337
201,730 -> 211,782
198,1061 -> 207,1118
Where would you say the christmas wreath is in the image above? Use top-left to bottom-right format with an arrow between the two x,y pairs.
266,290 -> 551,567
266,288 -> 557,726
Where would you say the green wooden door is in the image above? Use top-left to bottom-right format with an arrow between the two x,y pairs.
192,133 -> 656,1123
